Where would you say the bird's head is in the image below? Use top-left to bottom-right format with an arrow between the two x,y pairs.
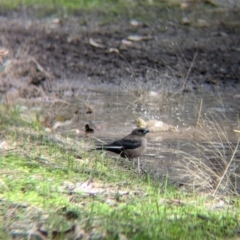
135,118 -> 146,128
132,128 -> 149,136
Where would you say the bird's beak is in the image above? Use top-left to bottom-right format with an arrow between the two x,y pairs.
143,129 -> 149,134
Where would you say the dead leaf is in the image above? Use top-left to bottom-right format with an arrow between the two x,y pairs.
127,35 -> 153,41
109,48 -> 119,54
121,39 -> 133,46
89,38 -> 105,49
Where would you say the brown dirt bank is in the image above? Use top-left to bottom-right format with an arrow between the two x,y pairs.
0,6 -> 240,96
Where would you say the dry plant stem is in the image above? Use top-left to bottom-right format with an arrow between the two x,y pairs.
194,98 -> 203,171
208,112 -> 232,149
126,95 -> 145,110
174,148 -> 220,180
119,53 -> 136,78
29,57 -> 52,80
181,52 -> 198,91
213,138 -> 240,196
194,98 -> 203,141
172,45 -> 198,96
183,53 -> 198,85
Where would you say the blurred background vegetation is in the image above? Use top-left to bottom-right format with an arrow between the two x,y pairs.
1,0 -> 239,12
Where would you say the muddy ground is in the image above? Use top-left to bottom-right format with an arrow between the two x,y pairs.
0,4 -> 240,100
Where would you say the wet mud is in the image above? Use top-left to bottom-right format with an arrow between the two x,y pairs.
0,6 -> 240,96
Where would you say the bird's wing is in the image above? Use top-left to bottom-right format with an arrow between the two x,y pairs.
94,141 -> 123,151
111,139 -> 141,150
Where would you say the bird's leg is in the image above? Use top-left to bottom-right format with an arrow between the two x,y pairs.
138,159 -> 147,175
138,157 -> 141,175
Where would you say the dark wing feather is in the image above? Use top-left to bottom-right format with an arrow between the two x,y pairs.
95,139 -> 141,152
110,139 -> 141,150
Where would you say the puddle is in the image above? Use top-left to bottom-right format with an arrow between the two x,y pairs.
8,86 -> 240,191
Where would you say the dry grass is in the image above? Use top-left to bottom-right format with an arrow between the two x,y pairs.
172,101 -> 240,195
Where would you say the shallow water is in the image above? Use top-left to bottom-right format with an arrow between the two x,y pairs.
19,85 -> 240,191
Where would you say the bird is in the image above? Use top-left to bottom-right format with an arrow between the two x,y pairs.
43,110 -> 79,130
52,110 -> 79,130
92,128 -> 149,174
135,118 -> 177,132
85,124 -> 94,133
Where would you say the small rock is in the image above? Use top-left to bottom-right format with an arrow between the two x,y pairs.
197,19 -> 209,27
130,19 -> 141,27
182,17 -> 191,25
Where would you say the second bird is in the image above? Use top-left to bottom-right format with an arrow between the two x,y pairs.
135,118 -> 177,132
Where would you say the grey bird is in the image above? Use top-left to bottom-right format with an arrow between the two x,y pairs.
92,128 -> 149,174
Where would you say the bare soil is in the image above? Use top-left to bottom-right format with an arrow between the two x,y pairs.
0,5 -> 240,98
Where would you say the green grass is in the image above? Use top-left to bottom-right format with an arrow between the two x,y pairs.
0,0 -> 187,23
0,104 -> 239,239
0,0 -> 167,11
0,0 -> 218,26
